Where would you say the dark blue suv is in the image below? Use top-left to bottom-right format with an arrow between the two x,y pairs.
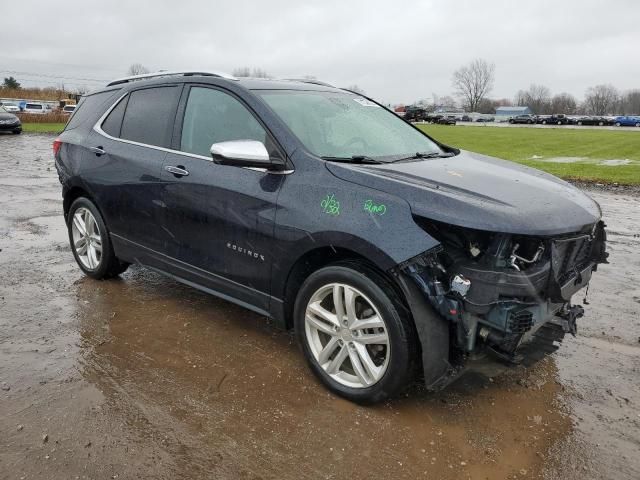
54,71 -> 607,403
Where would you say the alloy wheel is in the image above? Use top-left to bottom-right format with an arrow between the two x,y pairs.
71,207 -> 102,270
304,283 -> 390,388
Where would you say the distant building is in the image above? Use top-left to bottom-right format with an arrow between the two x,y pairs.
495,106 -> 532,120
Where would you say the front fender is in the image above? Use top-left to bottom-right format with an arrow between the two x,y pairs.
271,161 -> 439,298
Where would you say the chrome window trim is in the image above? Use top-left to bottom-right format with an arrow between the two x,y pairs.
92,92 -> 294,174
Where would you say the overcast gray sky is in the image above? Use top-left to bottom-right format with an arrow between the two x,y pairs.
2,0 -> 638,105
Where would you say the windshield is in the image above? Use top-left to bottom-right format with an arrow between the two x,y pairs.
258,90 -> 443,161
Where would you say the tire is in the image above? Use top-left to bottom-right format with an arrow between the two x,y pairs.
294,262 -> 418,404
635,123 -> 640,128
599,122 -> 604,126
13,129 -> 21,134
615,122 -> 621,127
577,121 -> 583,126
542,120 -> 547,125
557,121 -> 562,125
67,197 -> 129,279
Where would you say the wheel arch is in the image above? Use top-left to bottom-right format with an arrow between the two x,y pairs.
280,245 -> 409,331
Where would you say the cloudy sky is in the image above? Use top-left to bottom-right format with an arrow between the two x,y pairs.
2,0 -> 638,105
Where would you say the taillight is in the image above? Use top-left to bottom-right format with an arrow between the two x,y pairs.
53,138 -> 62,156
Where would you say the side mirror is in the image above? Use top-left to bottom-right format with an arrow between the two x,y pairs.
210,140 -> 273,168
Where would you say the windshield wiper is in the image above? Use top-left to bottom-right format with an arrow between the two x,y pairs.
322,155 -> 383,164
391,151 -> 455,163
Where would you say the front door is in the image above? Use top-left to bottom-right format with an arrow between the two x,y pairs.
160,85 -> 284,315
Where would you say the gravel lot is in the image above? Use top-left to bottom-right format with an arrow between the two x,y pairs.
1,133 -> 639,479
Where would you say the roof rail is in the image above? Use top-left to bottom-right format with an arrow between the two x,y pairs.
282,78 -> 335,88
106,70 -> 237,87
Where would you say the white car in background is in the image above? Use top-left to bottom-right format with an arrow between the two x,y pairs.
1,102 -> 20,113
62,105 -> 76,115
23,102 -> 48,114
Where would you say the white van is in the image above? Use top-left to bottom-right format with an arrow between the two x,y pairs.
23,103 -> 47,114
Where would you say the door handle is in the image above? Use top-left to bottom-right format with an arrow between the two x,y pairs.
165,165 -> 189,177
89,146 -> 105,156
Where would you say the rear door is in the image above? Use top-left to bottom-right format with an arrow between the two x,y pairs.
159,85 -> 285,314
86,84 -> 182,256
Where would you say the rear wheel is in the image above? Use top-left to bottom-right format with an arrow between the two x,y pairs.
67,197 -> 129,279
294,263 -> 418,403
615,122 -> 621,127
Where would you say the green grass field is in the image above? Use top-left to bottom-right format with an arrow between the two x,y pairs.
22,123 -> 66,133
417,124 -> 640,185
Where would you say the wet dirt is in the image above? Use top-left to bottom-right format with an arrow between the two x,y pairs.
1,134 -> 639,480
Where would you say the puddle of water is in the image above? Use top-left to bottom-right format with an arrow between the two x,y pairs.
599,159 -> 632,166
539,157 -> 588,163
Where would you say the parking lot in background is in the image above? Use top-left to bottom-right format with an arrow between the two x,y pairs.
447,121 -> 640,131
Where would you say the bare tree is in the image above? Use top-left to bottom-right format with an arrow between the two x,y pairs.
127,63 -> 150,76
451,59 -> 495,112
584,84 -> 619,115
346,84 -> 365,94
515,84 -> 552,114
232,67 -> 251,77
551,93 -> 577,114
620,89 -> 640,115
232,67 -> 270,78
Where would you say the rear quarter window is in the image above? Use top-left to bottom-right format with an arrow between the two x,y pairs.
65,89 -> 122,131
101,95 -> 128,138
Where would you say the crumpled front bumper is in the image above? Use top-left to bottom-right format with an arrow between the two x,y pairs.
391,221 -> 608,390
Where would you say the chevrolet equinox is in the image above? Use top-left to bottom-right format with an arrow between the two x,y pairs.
54,71 -> 608,403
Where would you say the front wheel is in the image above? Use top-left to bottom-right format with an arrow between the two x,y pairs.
67,197 -> 129,279
13,129 -> 21,134
615,122 -> 621,127
294,263 -> 418,404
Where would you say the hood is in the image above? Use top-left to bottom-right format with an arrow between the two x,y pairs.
326,150 -> 601,236
0,112 -> 19,122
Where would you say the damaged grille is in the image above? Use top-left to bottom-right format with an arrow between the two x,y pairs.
508,309 -> 534,334
552,234 -> 593,285
548,221 -> 607,302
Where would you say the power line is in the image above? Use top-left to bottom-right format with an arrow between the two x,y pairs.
0,70 -> 108,84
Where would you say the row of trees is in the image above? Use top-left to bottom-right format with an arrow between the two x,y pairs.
444,58 -> 639,115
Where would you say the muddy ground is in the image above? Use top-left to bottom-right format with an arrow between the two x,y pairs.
1,134 -> 638,480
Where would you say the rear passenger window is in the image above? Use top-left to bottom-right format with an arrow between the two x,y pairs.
120,86 -> 180,148
180,87 -> 266,157
101,95 -> 128,138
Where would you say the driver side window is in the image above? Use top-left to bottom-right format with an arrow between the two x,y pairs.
180,87 -> 267,157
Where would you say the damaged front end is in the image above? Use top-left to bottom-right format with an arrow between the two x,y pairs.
394,218 -> 608,389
